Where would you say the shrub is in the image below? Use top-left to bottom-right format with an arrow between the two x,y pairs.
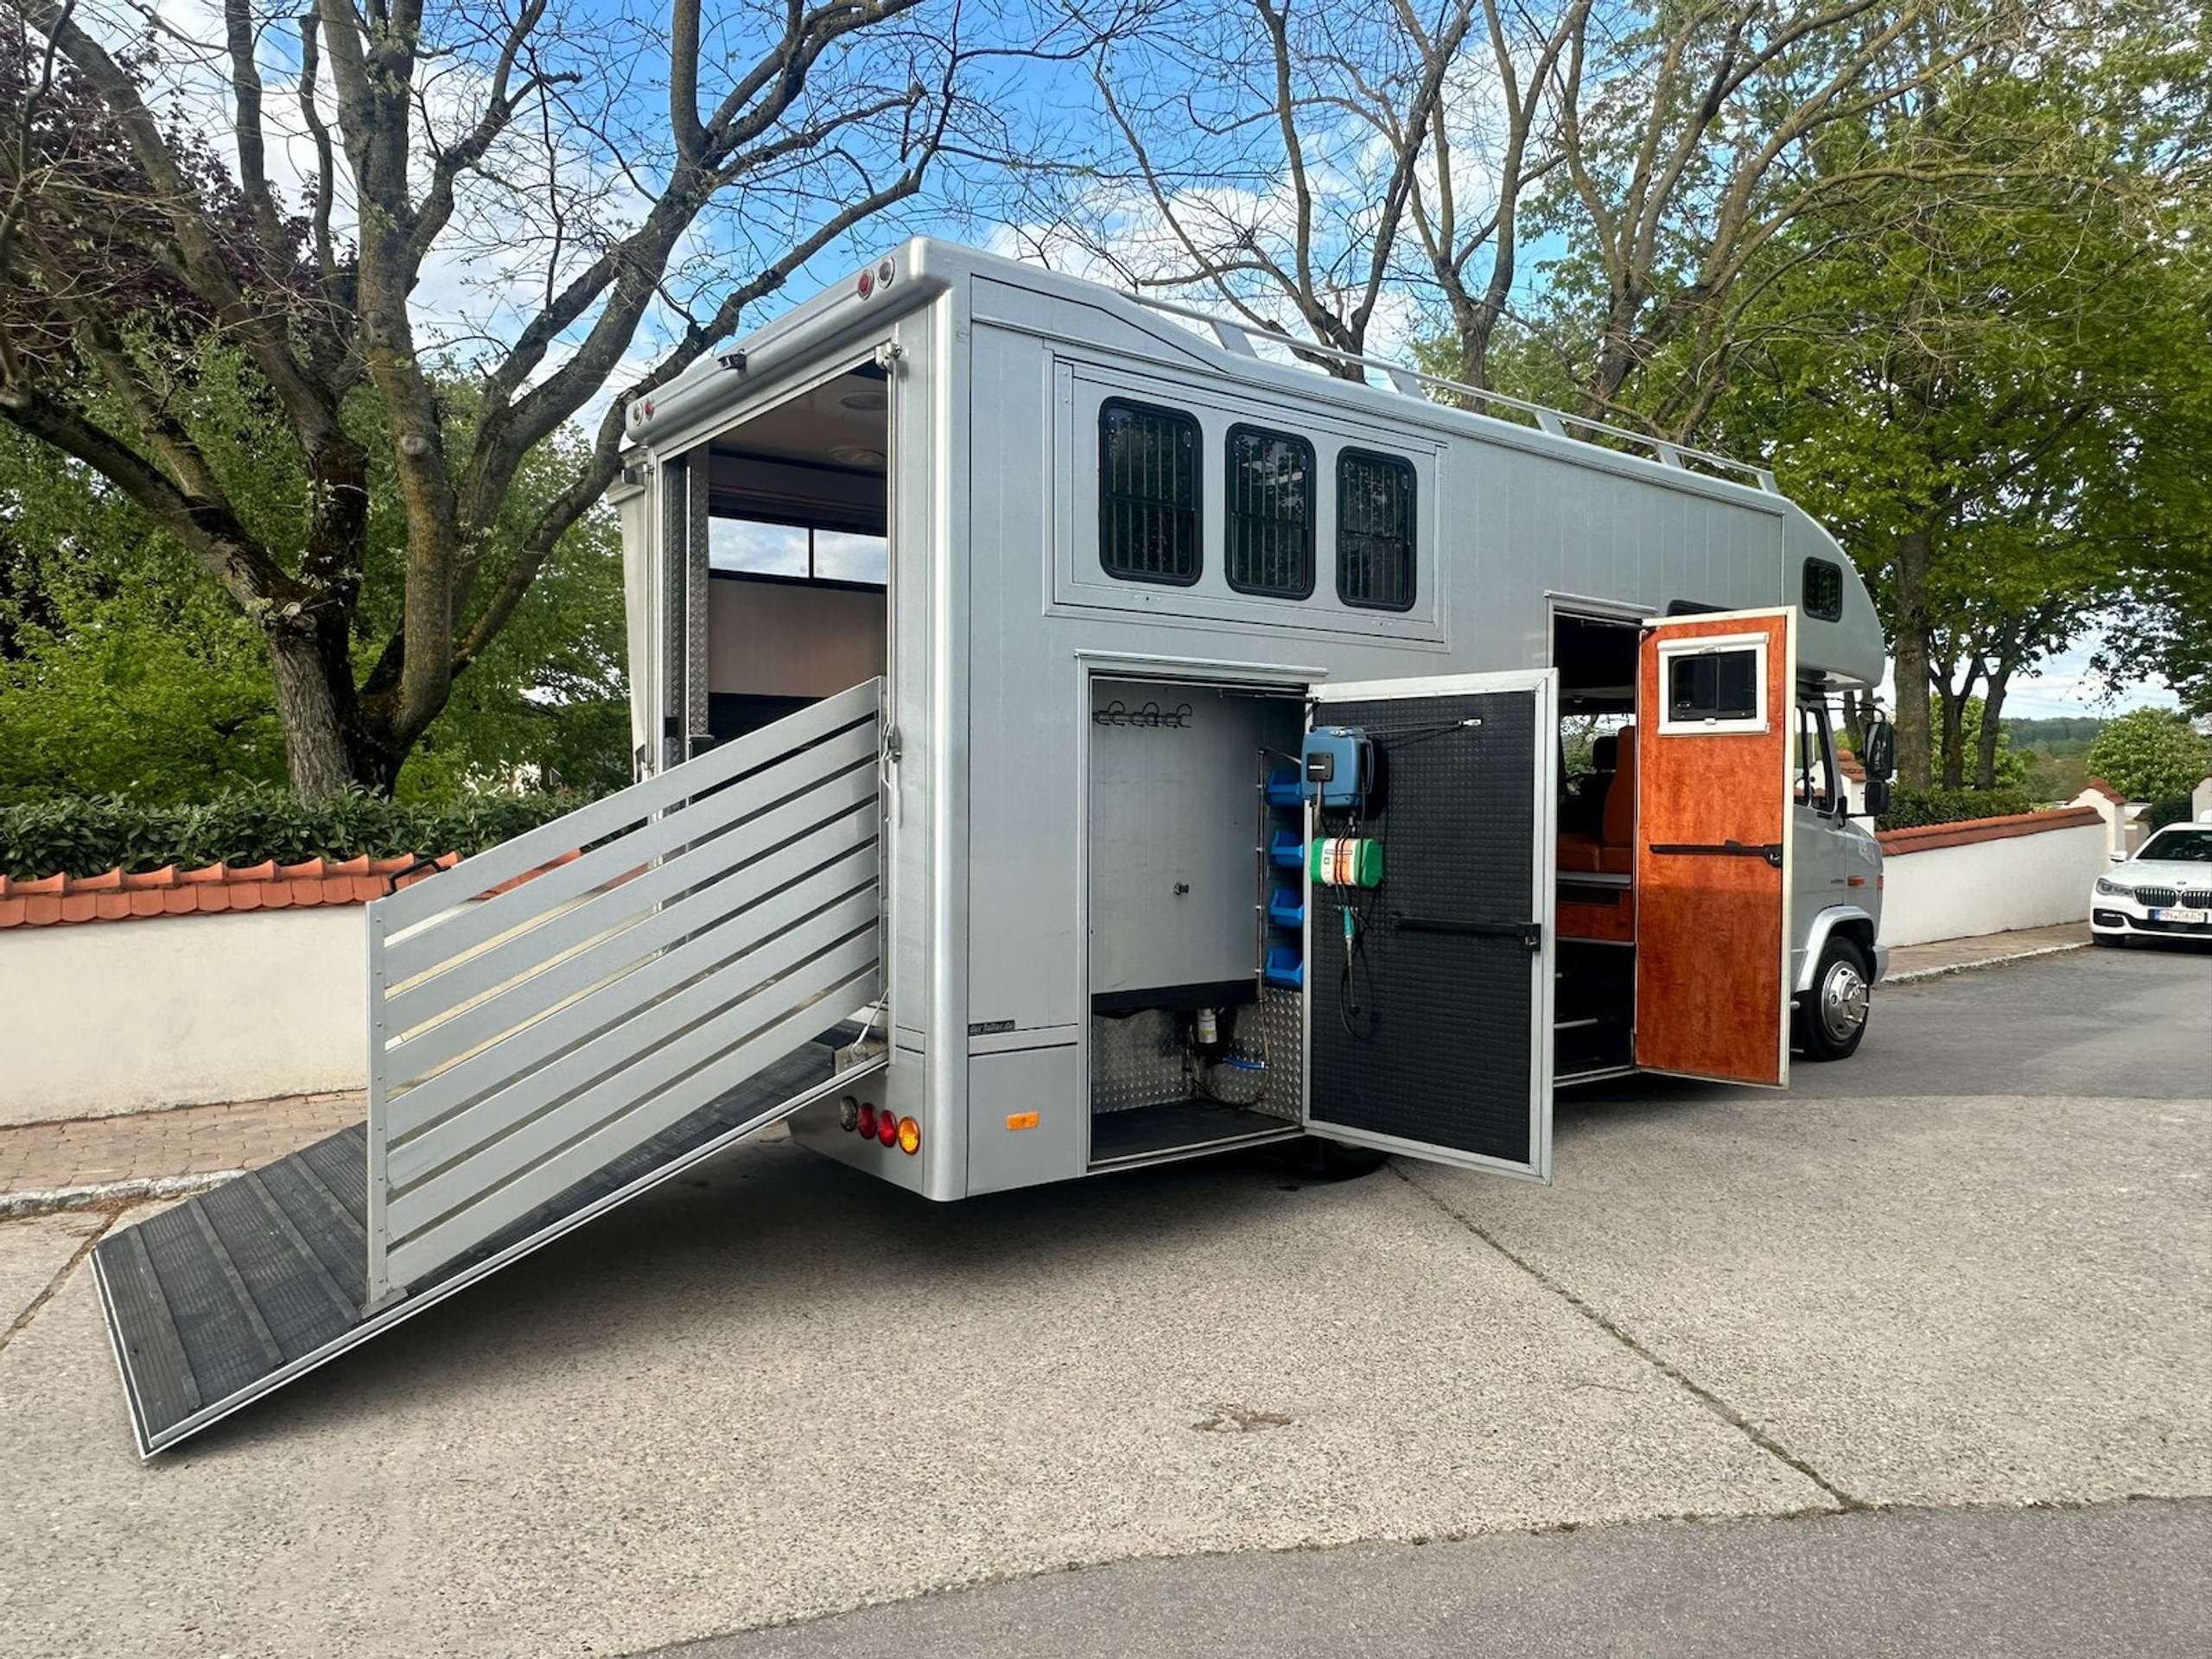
1875,786 -> 2036,832
2143,797 -> 2196,833
0,787 -> 579,880
2082,709 -> 2211,805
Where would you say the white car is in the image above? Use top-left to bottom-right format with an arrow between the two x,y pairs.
2091,822 -> 2212,945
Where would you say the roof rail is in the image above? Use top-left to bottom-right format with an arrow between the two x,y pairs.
1126,293 -> 1780,496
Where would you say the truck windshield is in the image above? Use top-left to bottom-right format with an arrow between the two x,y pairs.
2140,828 -> 2212,861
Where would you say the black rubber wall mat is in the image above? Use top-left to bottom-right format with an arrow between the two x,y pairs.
1308,689 -> 1538,1165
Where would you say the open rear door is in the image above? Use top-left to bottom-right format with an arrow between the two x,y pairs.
1305,671 -> 1556,1181
1633,609 -> 1796,1086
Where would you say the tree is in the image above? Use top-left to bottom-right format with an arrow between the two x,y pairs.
1956,697 -> 2027,791
0,353 -> 630,801
1034,0 -> 1478,373
1527,0 -> 2015,431
0,0 -> 1085,795
1591,7 -> 2212,787
2083,709 -> 2212,807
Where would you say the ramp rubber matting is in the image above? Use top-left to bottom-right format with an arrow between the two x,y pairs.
92,1033 -> 868,1458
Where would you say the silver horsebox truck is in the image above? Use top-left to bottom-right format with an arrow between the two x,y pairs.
90,239 -> 1897,1456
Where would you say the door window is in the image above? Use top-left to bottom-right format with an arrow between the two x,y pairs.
1656,632 -> 1770,734
1796,704 -> 1840,811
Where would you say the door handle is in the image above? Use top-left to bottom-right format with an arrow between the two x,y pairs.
1648,840 -> 1784,869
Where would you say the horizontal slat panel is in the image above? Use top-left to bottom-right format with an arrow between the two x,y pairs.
385,761 -> 879,1036
385,832 -> 878,1107
389,885 -> 880,1167
381,718 -> 876,985
386,926 -> 880,1249
373,678 -> 876,934
382,963 -> 877,1290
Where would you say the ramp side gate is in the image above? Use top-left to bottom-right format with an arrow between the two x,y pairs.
92,680 -> 887,1456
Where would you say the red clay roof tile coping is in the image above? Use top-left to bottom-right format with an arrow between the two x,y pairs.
2078,777 -> 2128,804
1876,805 -> 2104,856
0,849 -> 578,930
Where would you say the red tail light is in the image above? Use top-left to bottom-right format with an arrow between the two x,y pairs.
855,1103 -> 878,1139
876,1108 -> 899,1146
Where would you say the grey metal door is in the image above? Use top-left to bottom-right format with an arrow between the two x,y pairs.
1304,670 -> 1557,1181
365,678 -> 886,1305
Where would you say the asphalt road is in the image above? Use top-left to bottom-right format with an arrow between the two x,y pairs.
661,1500 -> 2212,1659
0,944 -> 2205,1657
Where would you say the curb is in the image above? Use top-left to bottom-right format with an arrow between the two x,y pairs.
1887,940 -> 2088,985
0,1170 -> 243,1221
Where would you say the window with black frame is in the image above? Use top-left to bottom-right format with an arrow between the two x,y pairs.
1665,647 -> 1762,724
1225,425 -> 1315,598
1803,556 -> 1845,621
1336,449 -> 1415,610
1099,399 -> 1200,584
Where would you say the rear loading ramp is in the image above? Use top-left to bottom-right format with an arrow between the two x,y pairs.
92,678 -> 888,1457
93,1040 -> 878,1458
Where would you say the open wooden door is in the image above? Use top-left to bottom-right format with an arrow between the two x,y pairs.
1633,609 -> 1796,1086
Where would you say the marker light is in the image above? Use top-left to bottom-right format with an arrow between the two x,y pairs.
855,1103 -> 878,1140
876,1107 -> 899,1147
838,1096 -> 861,1132
856,269 -> 875,299
896,1116 -> 921,1155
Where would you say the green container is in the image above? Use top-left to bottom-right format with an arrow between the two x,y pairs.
1308,836 -> 1383,889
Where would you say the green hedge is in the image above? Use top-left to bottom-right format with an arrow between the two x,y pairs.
1874,785 -> 2036,832
2143,796 -> 2196,833
0,787 -> 579,880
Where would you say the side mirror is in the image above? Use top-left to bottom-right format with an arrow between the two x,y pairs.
1861,715 -> 1896,782
2109,850 -> 2127,864
1861,779 -> 1891,818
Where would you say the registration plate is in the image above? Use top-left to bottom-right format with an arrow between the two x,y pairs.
2154,906 -> 2209,925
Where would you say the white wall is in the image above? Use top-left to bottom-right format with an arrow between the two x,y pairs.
1878,821 -> 2106,949
0,907 -> 365,1125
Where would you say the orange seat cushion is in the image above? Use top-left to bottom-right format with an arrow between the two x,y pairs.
1600,724 -> 1639,848
1556,833 -> 1604,874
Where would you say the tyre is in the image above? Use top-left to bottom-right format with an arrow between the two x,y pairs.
1795,935 -> 1872,1061
1293,1137 -> 1389,1180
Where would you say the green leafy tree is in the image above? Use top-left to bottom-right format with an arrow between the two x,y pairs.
0,0 -> 1004,794
0,357 -> 628,803
2083,709 -> 2212,806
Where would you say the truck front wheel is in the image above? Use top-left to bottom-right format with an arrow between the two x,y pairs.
1795,936 -> 1872,1061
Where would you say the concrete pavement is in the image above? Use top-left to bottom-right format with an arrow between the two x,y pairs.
0,945 -> 2204,1656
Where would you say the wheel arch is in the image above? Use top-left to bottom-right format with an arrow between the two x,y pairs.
1796,905 -> 1877,995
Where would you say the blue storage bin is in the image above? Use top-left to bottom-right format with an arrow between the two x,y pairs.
1264,767 -> 1305,809
1267,887 -> 1304,930
1268,828 -> 1305,868
1263,945 -> 1304,989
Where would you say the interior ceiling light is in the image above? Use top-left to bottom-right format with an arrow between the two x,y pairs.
839,389 -> 889,412
829,445 -> 887,467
